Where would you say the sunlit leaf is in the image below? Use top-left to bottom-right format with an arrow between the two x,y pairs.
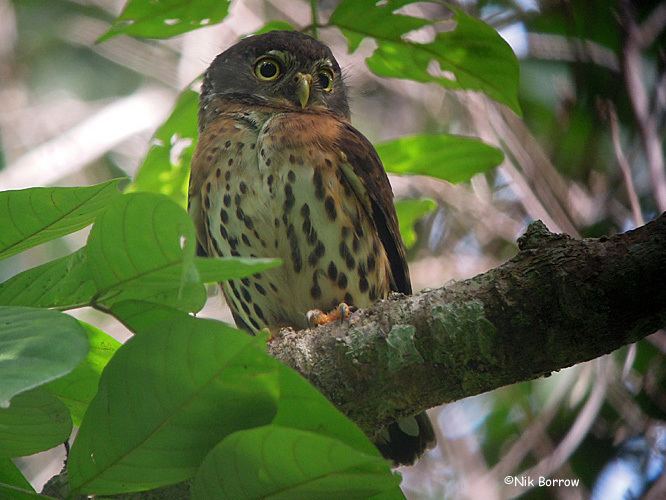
68,313 -> 279,495
395,198 -> 437,249
0,307 -> 88,405
99,0 -> 231,42
0,389 -> 72,458
0,180 -> 123,261
192,426 -> 402,499
331,2 -> 521,114
129,90 -> 199,208
45,323 -> 121,426
377,134 -> 503,183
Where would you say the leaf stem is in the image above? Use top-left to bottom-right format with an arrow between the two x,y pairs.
310,0 -> 319,38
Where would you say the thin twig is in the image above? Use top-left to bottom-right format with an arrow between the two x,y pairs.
637,3 -> 666,48
505,358 -> 612,497
620,0 -> 666,211
606,101 -> 645,225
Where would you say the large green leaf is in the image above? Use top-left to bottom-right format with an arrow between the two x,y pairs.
377,134 -> 503,183
0,389 -> 72,458
85,192 -> 281,312
272,368 -> 380,457
99,0 -> 231,42
330,2 -> 521,114
129,90 -> 199,207
0,307 -> 88,405
111,301 -> 380,455
85,192 -> 203,311
0,180 -> 123,261
192,426 -> 402,499
68,313 -> 279,495
395,198 -> 437,249
0,249 -> 95,310
0,252 -> 278,313
45,323 -> 121,426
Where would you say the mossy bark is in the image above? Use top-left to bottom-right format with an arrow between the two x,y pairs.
268,214 -> 666,437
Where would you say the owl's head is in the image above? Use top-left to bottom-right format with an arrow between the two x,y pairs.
201,31 -> 350,126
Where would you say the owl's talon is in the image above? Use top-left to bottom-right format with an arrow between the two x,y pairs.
337,302 -> 353,324
306,303 -> 353,328
306,309 -> 326,328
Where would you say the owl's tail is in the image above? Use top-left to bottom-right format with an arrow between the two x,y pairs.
375,411 -> 436,466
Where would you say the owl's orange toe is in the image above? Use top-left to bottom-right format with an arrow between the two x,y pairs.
306,303 -> 353,327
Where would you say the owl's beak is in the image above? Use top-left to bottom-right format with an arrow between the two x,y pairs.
295,72 -> 312,108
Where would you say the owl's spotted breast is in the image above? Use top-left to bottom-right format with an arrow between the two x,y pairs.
192,108 -> 392,333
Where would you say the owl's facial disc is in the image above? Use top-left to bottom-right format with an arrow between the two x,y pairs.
201,31 -> 351,124
251,49 -> 336,110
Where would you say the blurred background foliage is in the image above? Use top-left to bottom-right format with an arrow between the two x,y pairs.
0,0 -> 665,498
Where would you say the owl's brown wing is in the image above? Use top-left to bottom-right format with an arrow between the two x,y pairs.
334,121 -> 434,466
334,122 -> 412,295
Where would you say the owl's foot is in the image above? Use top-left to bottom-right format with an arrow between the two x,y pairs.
306,303 -> 353,327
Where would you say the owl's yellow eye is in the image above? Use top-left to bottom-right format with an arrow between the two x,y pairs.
254,57 -> 281,81
318,68 -> 334,92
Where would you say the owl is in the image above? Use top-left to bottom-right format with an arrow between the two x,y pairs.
188,30 -> 435,465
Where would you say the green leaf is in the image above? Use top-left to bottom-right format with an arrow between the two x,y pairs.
273,368 -> 380,457
0,484 -> 51,500
0,197 -> 280,313
192,426 -> 402,499
0,459 -> 54,499
252,21 -> 296,36
0,458 -> 33,492
0,180 -> 123,261
0,249 -> 95,310
45,323 -> 121,426
68,313 -> 279,495
129,90 -> 199,208
0,389 -> 72,458
395,198 -> 437,249
330,2 -> 521,114
376,134 -> 503,183
0,307 -> 88,405
0,461 -> 54,499
99,0 -> 231,42
194,256 -> 282,283
85,192 -> 205,312
109,300 -> 191,334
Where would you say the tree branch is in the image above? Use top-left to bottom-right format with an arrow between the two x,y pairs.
269,214 -> 666,437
